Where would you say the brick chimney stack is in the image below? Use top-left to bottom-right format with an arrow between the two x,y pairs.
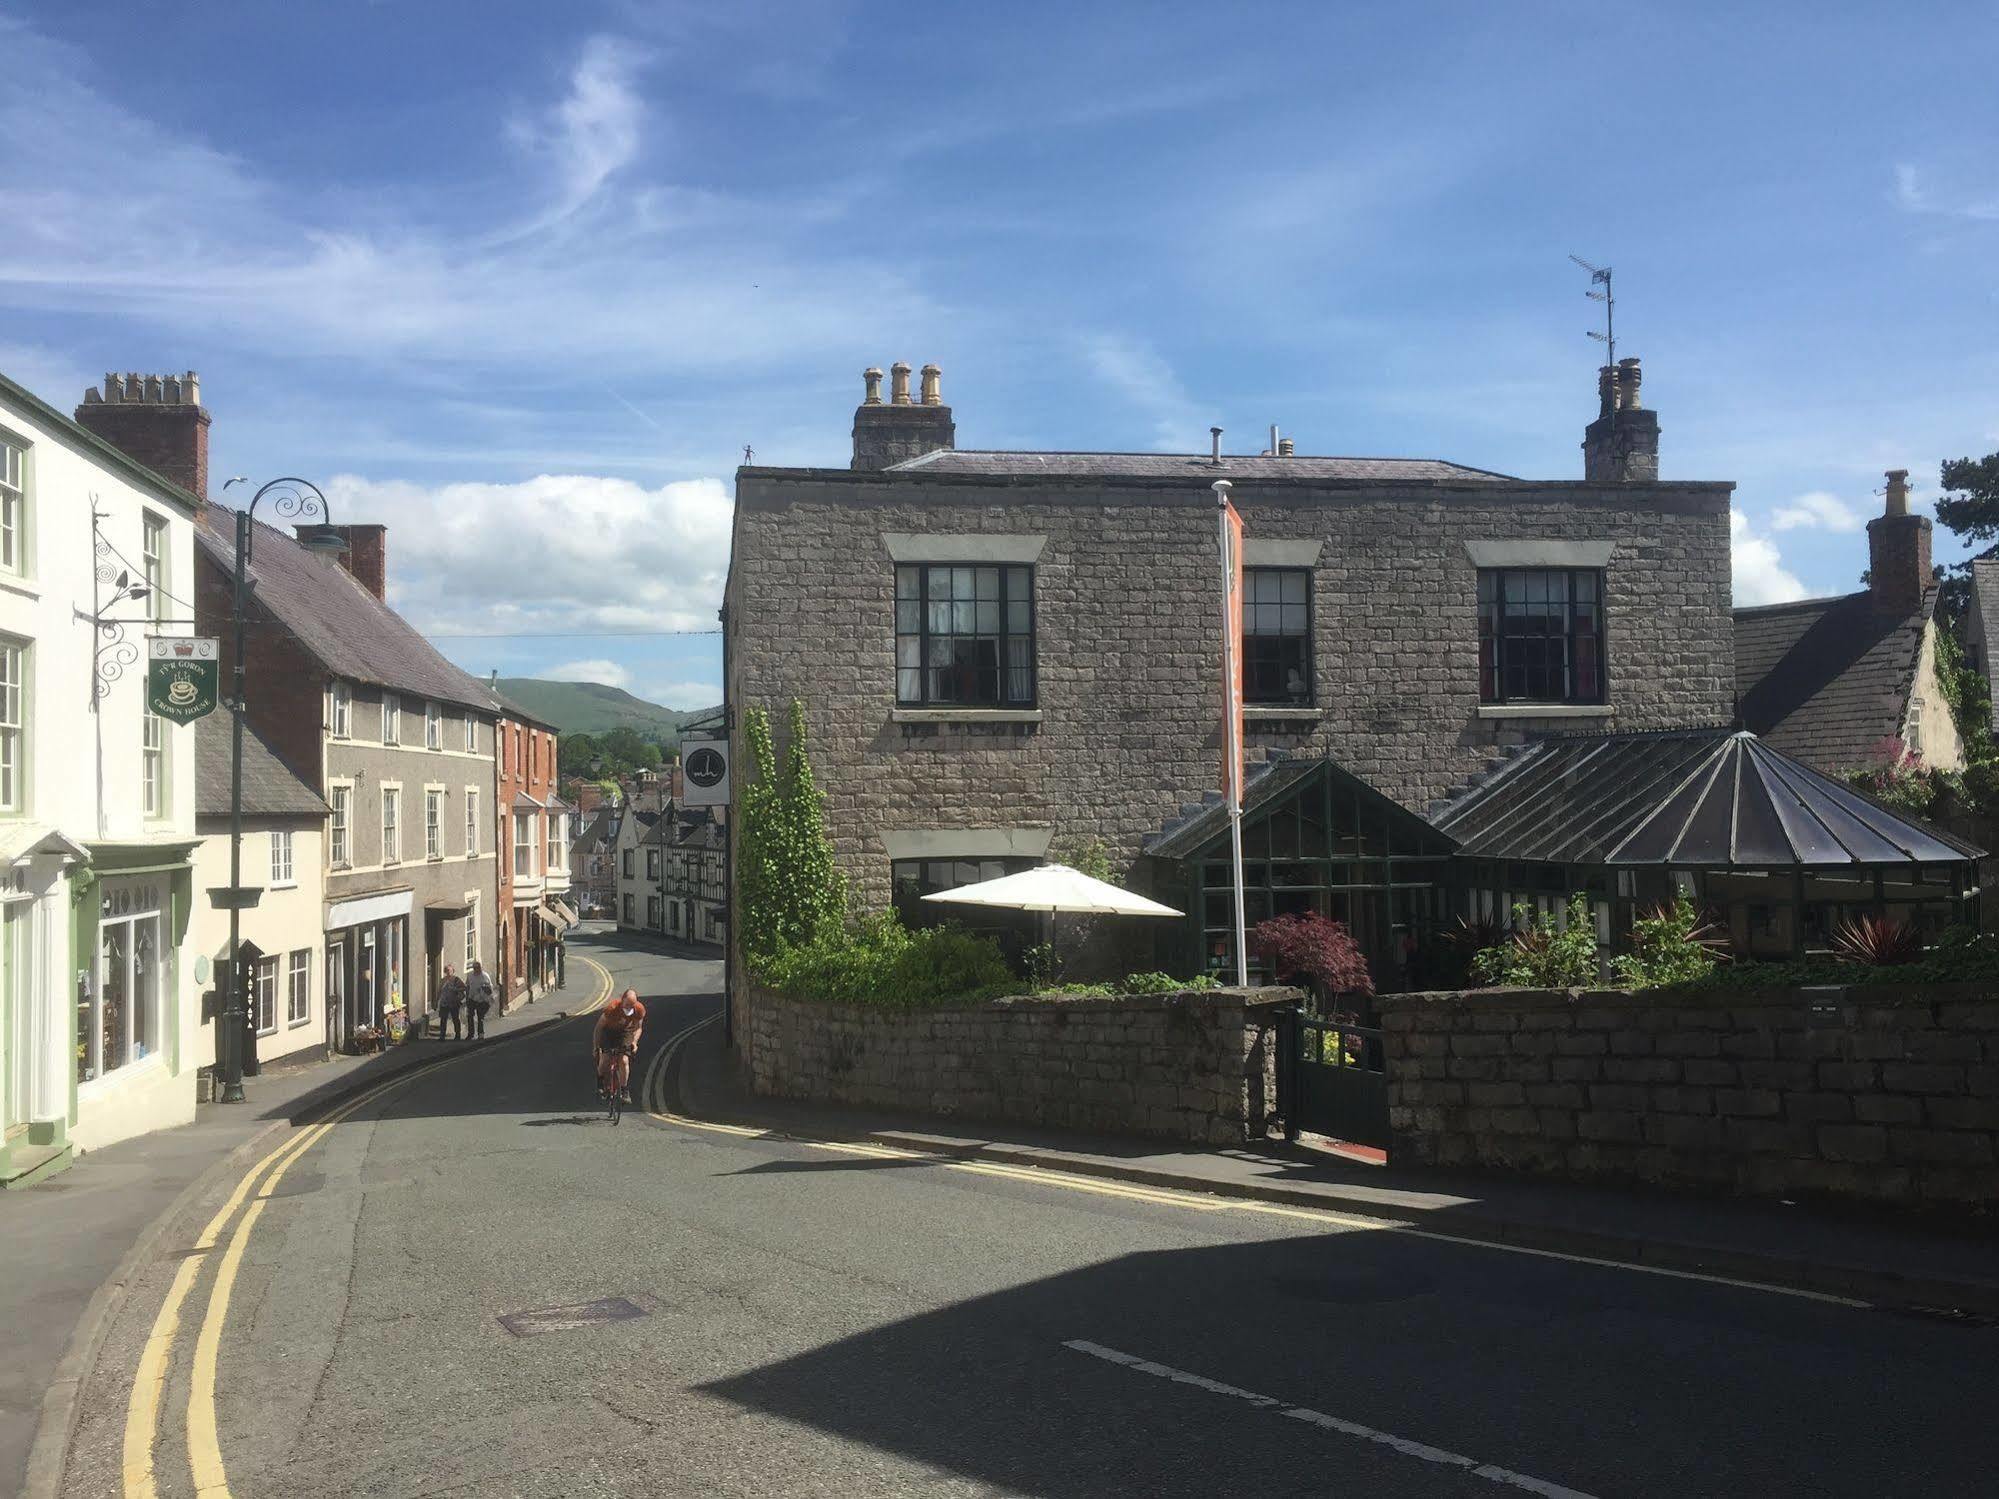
1867,468 -> 1931,615
310,524 -> 388,601
1581,357 -> 1660,483
851,360 -> 955,470
75,371 -> 210,501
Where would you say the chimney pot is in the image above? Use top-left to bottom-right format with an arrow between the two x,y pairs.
862,366 -> 884,405
1885,468 -> 1911,517
889,361 -> 913,406
1597,364 -> 1617,418
74,368 -> 212,500
919,363 -> 942,406
1616,357 -> 1643,410
1210,427 -> 1224,467
852,359 -> 954,470
1278,437 -> 1295,457
1583,356 -> 1659,482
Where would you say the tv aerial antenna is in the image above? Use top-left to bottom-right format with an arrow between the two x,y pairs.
1569,254 -> 1614,370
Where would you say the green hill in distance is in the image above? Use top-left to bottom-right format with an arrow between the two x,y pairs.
493,679 -> 715,744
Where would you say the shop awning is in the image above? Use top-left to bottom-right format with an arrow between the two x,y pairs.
426,897 -> 475,918
1430,728 -> 1984,868
529,905 -> 564,933
548,897 -> 580,926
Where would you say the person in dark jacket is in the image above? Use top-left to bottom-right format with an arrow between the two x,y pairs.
466,960 -> 496,1039
436,965 -> 466,1040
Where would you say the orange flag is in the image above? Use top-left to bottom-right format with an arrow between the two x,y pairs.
1218,484 -> 1244,807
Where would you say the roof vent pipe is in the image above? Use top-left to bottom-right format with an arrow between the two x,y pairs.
1210,426 -> 1224,467
1268,423 -> 1279,457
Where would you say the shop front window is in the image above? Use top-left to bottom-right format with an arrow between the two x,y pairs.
80,881 -> 163,1082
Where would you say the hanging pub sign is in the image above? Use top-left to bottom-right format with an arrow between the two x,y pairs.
147,637 -> 221,725
680,735 -> 731,808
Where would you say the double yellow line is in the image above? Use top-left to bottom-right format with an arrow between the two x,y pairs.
121,958 -> 614,1499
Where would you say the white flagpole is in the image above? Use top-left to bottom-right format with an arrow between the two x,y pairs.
1215,480 -> 1248,988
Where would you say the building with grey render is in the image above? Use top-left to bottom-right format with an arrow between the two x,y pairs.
194,514 -> 501,1046
725,359 -> 1744,995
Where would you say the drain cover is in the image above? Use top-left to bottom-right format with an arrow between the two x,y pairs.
498,1297 -> 648,1338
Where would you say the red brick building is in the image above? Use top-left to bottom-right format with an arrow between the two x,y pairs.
492,697 -> 571,1006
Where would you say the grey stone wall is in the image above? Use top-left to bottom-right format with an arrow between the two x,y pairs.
726,472 -> 1734,917
748,985 -> 1299,1145
1379,986 -> 1999,1210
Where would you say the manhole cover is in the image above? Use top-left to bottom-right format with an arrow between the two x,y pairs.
498,1297 -> 648,1338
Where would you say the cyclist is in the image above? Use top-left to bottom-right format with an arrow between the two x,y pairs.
593,990 -> 646,1103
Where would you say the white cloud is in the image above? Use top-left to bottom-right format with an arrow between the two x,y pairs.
324,471 -> 732,640
1730,510 -> 1808,606
1082,333 -> 1208,452
1769,490 -> 1863,533
1893,162 -> 1999,223
648,680 -> 723,710
543,658 -> 631,687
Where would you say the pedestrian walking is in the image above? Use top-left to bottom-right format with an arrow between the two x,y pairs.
435,964 -> 466,1040
466,960 -> 496,1039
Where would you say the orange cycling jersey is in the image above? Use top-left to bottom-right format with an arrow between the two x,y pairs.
596,998 -> 646,1046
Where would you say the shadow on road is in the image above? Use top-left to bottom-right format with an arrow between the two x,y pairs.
722,1157 -> 935,1177
694,1227 -> 1997,1499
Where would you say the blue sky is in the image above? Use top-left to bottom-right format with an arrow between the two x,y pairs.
4,2 -> 1996,709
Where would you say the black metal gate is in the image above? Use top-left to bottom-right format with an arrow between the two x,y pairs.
1280,1008 -> 1389,1148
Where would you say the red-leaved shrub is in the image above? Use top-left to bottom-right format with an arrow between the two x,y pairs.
1248,912 -> 1374,997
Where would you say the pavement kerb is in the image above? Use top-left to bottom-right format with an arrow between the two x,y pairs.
659,1029 -> 1999,1319
23,1006 -> 589,1499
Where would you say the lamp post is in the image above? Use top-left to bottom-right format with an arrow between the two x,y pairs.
214,477 -> 341,1104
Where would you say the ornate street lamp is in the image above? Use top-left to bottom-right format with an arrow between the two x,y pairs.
213,477 -> 344,1103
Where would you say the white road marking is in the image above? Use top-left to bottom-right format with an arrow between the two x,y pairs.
1063,1339 -> 1602,1499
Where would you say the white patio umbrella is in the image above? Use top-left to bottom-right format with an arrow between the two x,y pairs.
921,863 -> 1183,917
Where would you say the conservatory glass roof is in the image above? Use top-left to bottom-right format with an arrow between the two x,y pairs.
1430,729 -> 1981,869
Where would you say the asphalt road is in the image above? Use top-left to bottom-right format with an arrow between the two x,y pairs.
63,927 -> 1999,1498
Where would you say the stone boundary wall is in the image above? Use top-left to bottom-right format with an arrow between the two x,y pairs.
1378,986 -> 1999,1210
748,985 -> 1299,1145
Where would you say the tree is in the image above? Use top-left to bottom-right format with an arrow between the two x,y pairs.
1929,452 -> 1999,632
1248,912 -> 1373,998
559,733 -> 600,776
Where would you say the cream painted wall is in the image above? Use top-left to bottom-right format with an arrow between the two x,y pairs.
0,381 -> 200,1155
1904,621 -> 1966,772
192,822 -> 327,1067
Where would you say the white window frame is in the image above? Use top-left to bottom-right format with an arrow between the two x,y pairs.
382,695 -> 402,747
142,511 -> 168,624
382,784 -> 401,866
0,636 -> 25,815
331,681 -> 351,739
271,829 -> 296,887
463,714 -> 477,752
549,814 -> 566,871
425,701 -> 442,751
253,954 -> 279,1036
142,709 -> 167,820
329,781 -> 352,869
465,897 -> 479,967
513,810 -> 534,878
286,948 -> 311,1026
425,787 -> 443,860
465,787 -> 479,857
0,436 -> 25,577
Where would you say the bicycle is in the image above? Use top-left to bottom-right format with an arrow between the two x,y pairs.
596,1045 -> 635,1125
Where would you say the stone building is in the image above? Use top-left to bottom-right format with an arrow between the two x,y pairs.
725,358 -> 1737,1008
1735,470 -> 1961,776
192,514 -> 500,1047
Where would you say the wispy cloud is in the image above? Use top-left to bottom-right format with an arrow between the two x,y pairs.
500,35 -> 651,240
1082,333 -> 1210,452
1893,163 -> 1999,223
648,680 -> 723,710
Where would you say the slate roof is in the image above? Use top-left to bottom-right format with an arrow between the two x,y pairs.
570,806 -> 616,856
1431,728 -> 1979,867
1733,587 -> 1936,775
887,450 -> 1514,484
196,506 -> 498,714
194,712 -> 328,821
1971,559 -> 1999,733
